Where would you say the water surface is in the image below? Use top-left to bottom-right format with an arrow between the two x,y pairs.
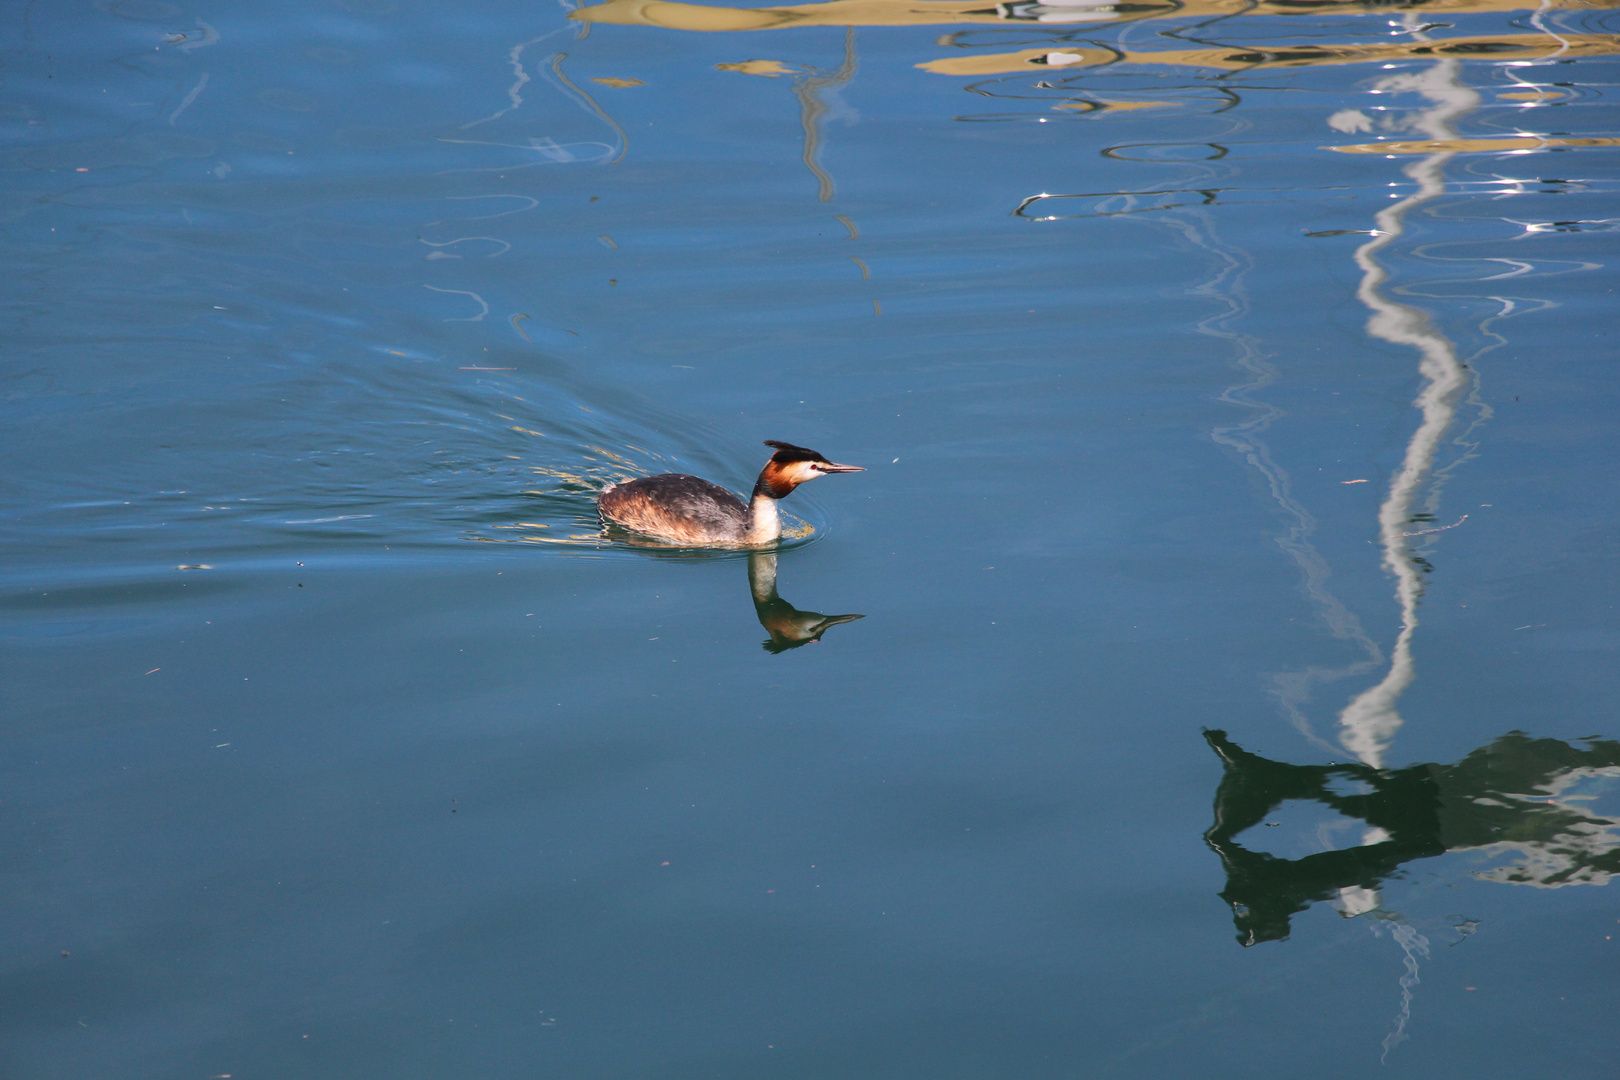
5,0 -> 1620,1075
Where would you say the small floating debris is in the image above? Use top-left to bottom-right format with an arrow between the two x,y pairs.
1341,479 -> 1369,484
284,515 -> 373,524
176,564 -> 214,570
590,77 -> 644,88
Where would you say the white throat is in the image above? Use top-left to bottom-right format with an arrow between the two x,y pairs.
745,492 -> 782,545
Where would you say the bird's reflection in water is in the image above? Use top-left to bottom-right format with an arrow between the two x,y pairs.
1204,729 -> 1620,946
748,552 -> 864,652
599,529 -> 864,651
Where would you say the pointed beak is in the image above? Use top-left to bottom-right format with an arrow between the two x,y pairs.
819,462 -> 865,473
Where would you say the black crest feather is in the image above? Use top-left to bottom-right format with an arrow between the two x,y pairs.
763,440 -> 829,464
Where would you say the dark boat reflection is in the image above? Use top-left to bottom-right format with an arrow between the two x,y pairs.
748,551 -> 864,652
1204,728 -> 1620,946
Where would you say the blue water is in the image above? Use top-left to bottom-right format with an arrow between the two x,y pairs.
6,0 -> 1620,1075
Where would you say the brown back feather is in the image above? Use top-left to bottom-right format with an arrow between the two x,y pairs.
598,474 -> 748,544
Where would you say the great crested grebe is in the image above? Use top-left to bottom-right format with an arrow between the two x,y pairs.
597,440 -> 864,546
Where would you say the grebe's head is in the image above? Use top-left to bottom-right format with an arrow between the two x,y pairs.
757,440 -> 865,497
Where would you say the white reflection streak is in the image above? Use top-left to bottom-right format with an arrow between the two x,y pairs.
434,136 -> 614,167
1338,57 -> 1479,770
1528,0 -> 1573,60
419,237 -> 512,258
1176,212 -> 1380,753
459,30 -> 569,130
1369,913 -> 1431,1062
419,198 -> 536,259
168,72 -> 209,126
422,285 -> 490,322
1337,50 -> 1478,1062
439,194 -> 542,220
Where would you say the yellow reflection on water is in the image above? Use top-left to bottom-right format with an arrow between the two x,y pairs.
716,59 -> 795,76
1066,99 -> 1178,112
920,33 -> 1620,75
572,0 -> 1609,31
1330,134 -> 1620,154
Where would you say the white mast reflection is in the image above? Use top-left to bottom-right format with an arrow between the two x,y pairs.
1337,50 -> 1480,770
1334,30 -> 1483,1056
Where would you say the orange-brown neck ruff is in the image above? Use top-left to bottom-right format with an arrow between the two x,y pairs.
753,460 -> 802,500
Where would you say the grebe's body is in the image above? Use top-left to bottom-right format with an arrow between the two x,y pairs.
598,440 -> 863,546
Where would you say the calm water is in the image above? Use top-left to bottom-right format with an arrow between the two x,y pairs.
5,0 -> 1620,1075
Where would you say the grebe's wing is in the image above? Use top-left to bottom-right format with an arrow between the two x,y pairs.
598,473 -> 748,543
